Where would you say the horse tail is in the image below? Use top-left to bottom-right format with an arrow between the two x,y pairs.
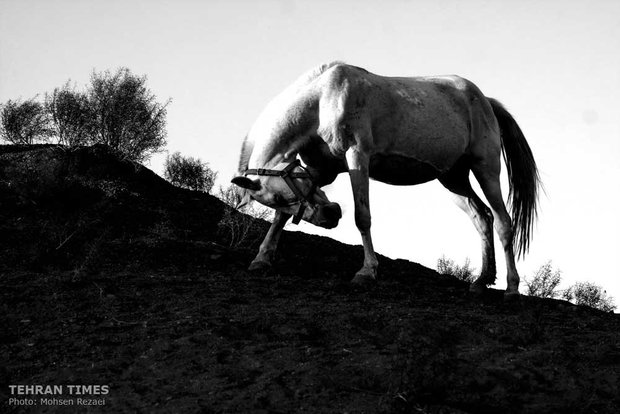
487,97 -> 541,259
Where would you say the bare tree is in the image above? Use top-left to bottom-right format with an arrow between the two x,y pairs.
0,98 -> 52,144
87,68 -> 169,162
44,82 -> 93,147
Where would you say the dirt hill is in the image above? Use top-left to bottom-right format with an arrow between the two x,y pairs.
1,145 -> 619,413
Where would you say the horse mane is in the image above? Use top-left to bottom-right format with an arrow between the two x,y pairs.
237,61 -> 345,173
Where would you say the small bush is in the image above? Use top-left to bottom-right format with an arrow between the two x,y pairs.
436,255 -> 476,283
217,185 -> 272,248
562,282 -> 616,312
523,262 -> 616,312
164,152 -> 217,193
524,261 -> 562,299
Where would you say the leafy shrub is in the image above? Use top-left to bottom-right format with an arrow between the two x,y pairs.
164,152 -> 217,193
0,98 -> 53,144
436,255 -> 476,283
562,282 -> 616,312
44,82 -> 93,147
87,68 -> 169,162
524,261 -> 562,298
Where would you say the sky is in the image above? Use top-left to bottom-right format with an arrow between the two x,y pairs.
1,0 -> 619,303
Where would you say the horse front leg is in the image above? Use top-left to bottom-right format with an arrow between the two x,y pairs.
249,210 -> 291,271
346,148 -> 378,285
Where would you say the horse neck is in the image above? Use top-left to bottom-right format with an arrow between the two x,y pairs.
248,89 -> 320,169
241,62 -> 343,172
250,134 -> 303,168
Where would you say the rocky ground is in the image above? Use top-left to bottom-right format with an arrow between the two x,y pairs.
1,145 -> 619,413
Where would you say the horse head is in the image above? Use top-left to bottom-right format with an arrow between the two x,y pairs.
231,160 -> 342,229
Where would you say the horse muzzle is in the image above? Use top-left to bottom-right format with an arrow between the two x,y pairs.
312,202 -> 342,229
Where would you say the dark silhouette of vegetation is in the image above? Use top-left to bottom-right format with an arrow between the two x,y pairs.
436,255 -> 475,283
0,98 -> 52,144
87,68 -> 169,162
524,261 -> 616,312
164,152 -> 217,193
563,282 -> 616,312
524,261 -> 562,299
217,185 -> 272,248
1,68 -> 169,163
44,82 -> 93,147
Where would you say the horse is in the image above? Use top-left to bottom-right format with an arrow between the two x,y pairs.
231,62 -> 540,297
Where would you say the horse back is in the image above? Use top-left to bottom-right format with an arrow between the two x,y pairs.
314,64 -> 498,177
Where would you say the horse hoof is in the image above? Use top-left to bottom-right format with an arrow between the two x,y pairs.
248,260 -> 271,271
351,273 -> 376,286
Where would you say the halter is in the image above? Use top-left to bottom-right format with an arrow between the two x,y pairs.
244,160 -> 316,224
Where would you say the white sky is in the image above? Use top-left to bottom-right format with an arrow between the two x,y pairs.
2,0 -> 619,301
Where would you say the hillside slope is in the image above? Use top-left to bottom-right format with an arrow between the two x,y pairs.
1,145 -> 619,413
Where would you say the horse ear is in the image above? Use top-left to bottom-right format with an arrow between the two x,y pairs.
231,176 -> 261,191
234,191 -> 252,209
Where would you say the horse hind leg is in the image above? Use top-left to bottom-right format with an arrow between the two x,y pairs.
439,170 -> 496,293
471,162 -> 520,297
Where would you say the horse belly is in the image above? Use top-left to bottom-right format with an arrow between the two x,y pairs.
369,154 -> 442,185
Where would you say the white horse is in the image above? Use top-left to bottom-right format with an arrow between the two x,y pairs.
232,62 -> 540,297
